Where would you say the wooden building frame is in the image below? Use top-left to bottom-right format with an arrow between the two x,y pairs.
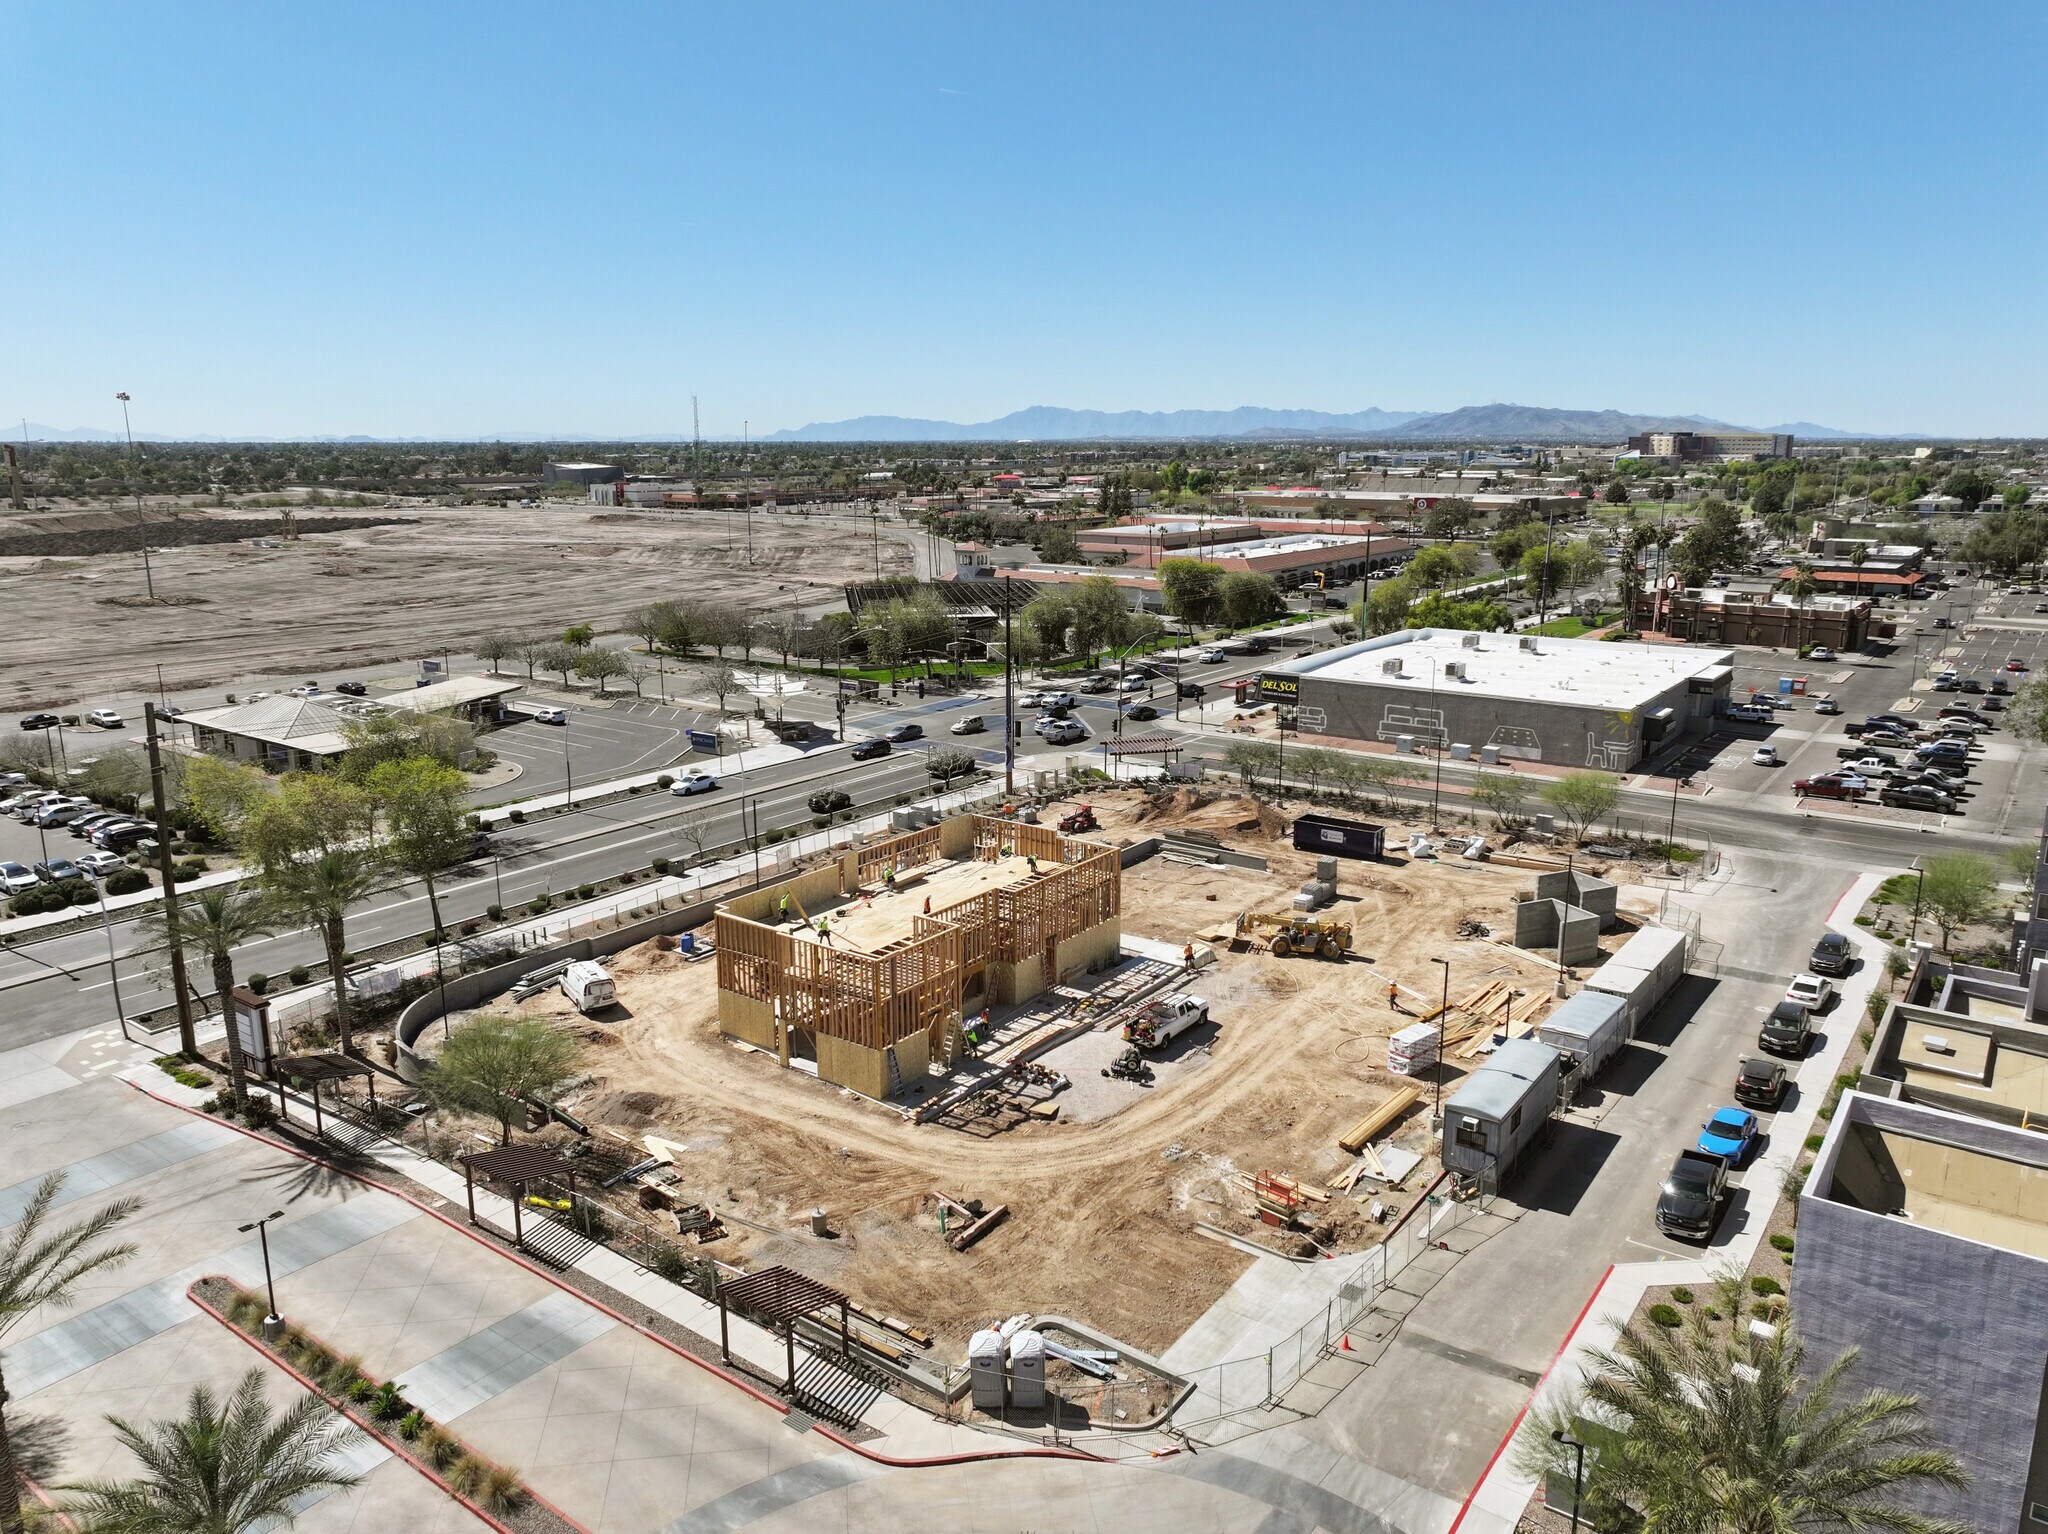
713,814 -> 1122,1097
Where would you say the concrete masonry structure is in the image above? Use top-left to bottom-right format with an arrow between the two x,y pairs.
714,813 -> 1121,1099
1258,629 -> 1733,770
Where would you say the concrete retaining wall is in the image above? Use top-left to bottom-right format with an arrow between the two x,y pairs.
1513,897 -> 1603,966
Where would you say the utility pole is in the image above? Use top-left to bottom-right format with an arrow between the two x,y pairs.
116,393 -> 156,601
692,395 -> 701,479
142,703 -> 197,1054
1003,575 -> 1015,796
3,444 -> 22,510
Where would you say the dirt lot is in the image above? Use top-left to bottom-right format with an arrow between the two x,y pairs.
0,502 -> 914,708
488,788 -> 1650,1360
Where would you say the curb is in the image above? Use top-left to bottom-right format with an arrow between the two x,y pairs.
187,1276 -> 583,1534
122,1078 -> 1102,1469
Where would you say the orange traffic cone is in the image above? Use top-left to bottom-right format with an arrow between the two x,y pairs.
1340,1334 -> 1353,1353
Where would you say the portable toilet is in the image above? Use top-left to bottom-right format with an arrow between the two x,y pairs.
1008,1329 -> 1046,1410
968,1329 -> 1007,1411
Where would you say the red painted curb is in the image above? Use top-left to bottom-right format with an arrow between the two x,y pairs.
188,1277 -> 586,1534
1445,1262 -> 1613,1533
124,1078 -> 1102,1468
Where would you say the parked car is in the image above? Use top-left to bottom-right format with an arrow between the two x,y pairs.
1883,784 -> 1958,812
949,715 -> 986,735
1698,1107 -> 1760,1166
16,714 -> 58,731
69,813 -> 128,838
1808,645 -> 1837,662
2008,658 -> 2029,672
332,680 -> 369,697
850,738 -> 891,761
1655,1149 -> 1729,1240
1809,932 -> 1853,977
882,723 -> 924,743
1985,695 -> 2007,712
11,794 -> 66,821
154,703 -> 182,718
289,683 -> 322,699
669,770 -> 719,796
1793,773 -> 1869,800
1752,745 -> 1782,766
33,859 -> 84,884
807,788 -> 853,814
74,851 -> 128,877
95,824 -> 157,852
533,707 -> 567,725
1122,704 -> 1161,722
1813,698 -> 1841,715
32,800 -> 93,827
1861,732 -> 1914,752
1726,704 -> 1772,723
1840,756 -> 1901,778
1959,678 -> 1985,694
85,708 -> 123,728
1759,999 -> 1813,1057
1786,973 -> 1834,1011
0,862 -> 36,895
1932,675 -> 1959,692
1733,1056 -> 1789,1109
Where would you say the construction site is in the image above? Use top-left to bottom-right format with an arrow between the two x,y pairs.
484,789 -> 1665,1377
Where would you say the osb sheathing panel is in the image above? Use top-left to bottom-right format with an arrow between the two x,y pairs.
817,1032 -> 890,1099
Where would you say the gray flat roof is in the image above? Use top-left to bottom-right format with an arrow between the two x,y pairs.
1270,630 -> 1734,715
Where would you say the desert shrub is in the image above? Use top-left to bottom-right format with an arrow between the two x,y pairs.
657,775 -> 674,789
242,1096 -> 276,1130
1750,1275 -> 1783,1296
346,1377 -> 377,1405
370,1381 -> 410,1422
1646,1304 -> 1682,1329
247,973 -> 268,994
103,867 -> 149,895
508,808 -> 525,823
486,903 -> 504,920
651,856 -> 670,874
1669,1286 -> 1693,1305
446,1456 -> 488,1498
529,895 -> 551,914
417,1426 -> 461,1470
288,965 -> 311,986
397,1410 -> 429,1441
480,1464 -> 524,1513
321,1354 -> 365,1395
1770,1233 -> 1795,1252
576,883 -> 595,900
653,934 -> 677,952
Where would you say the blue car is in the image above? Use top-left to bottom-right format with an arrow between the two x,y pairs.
1697,1107 -> 1759,1166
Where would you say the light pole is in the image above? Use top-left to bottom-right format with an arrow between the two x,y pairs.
561,721 -> 573,810
95,872 -> 132,1043
238,1208 -> 288,1339
1551,1429 -> 1587,1533
1910,855 -> 1926,949
1426,659 -> 1444,830
1429,957 -> 1449,1122
116,393 -> 156,601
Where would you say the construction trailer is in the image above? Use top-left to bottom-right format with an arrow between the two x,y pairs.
714,814 -> 1122,1100
1537,989 -> 1630,1093
1440,1037 -> 1562,1190
1583,926 -> 1688,1033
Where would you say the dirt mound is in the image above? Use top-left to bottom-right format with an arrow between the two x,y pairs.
0,513 -> 414,560
1131,786 -> 1219,822
580,1088 -> 672,1128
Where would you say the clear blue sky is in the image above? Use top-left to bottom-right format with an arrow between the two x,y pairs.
5,2 -> 2044,439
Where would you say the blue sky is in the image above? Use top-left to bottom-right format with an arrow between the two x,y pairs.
4,2 -> 2044,439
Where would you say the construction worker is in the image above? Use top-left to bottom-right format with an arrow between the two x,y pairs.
1183,942 -> 1196,971
817,914 -> 834,946
923,895 -> 932,916
884,864 -> 896,890
777,894 -> 790,923
1026,854 -> 1038,874
1387,981 -> 1403,1012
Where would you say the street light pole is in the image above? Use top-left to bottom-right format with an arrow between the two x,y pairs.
1551,1429 -> 1587,1534
238,1208 -> 288,1339
96,874 -> 132,1044
116,393 -> 156,602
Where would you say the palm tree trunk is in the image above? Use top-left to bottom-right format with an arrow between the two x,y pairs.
324,919 -> 352,1057
212,952 -> 249,1108
0,1369 -> 25,1534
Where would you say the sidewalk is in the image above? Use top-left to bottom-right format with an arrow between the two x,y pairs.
1448,868 -> 1890,1533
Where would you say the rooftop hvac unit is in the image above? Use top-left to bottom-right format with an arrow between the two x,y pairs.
1382,659 -> 1403,676
1921,1034 -> 1955,1055
1461,632 -> 1482,649
1519,636 -> 1539,652
1443,661 -> 1466,680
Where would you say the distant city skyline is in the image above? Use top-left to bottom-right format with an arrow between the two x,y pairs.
5,2 -> 2044,439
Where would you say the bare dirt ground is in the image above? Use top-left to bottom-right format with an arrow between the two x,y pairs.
494,788 -> 1646,1359
0,502 -> 913,708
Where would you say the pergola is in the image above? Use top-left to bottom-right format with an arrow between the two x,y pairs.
270,1052 -> 378,1136
1106,732 -> 1183,769
715,1265 -> 852,1392
457,1143 -> 578,1252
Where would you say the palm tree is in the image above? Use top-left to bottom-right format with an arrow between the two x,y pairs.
134,886 -> 275,1108
61,1369 -> 364,1534
265,850 -> 386,1058
1521,1272 -> 1970,1533
1777,560 -> 1821,651
0,1175 -> 139,1534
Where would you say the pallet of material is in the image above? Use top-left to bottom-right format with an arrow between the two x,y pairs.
1339,1084 -> 1422,1153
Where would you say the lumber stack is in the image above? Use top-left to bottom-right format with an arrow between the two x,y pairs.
1339,1084 -> 1421,1153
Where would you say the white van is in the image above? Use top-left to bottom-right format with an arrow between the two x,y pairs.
561,960 -> 616,1014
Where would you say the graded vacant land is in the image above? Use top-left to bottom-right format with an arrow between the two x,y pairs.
0,502 -> 914,708
495,788 -> 1640,1359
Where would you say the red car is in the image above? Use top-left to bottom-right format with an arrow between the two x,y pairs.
2006,659 -> 2029,673
1794,773 -> 1870,800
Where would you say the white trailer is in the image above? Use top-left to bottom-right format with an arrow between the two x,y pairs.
1584,926 -> 1688,1033
1538,990 -> 1630,1088
561,960 -> 616,1015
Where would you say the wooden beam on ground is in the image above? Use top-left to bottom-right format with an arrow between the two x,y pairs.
1339,1084 -> 1422,1153
950,1204 -> 1009,1251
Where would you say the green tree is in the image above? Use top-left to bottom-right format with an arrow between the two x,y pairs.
1520,542 -> 1561,601
2004,677 -> 2048,745
1558,539 -> 1607,605
1039,524 -> 1082,563
573,645 -> 632,695
1919,851 -> 1999,952
60,1369 -> 366,1534
1157,558 -> 1226,626
1222,739 -> 1281,788
1490,522 -> 1543,571
1407,545 -> 1467,590
534,641 -> 579,686
1363,576 -> 1414,635
1217,572 -> 1282,629
364,757 -> 470,942
1521,1272 -> 1969,1534
1541,770 -> 1619,838
653,602 -> 697,657
1021,591 -> 1075,658
134,886 -> 275,1109
179,755 -> 270,846
560,622 -> 595,650
0,1175 -> 139,1534
1407,594 -> 1511,631
1942,467 -> 1996,511
2004,483 -> 2033,509
1423,498 -> 1476,541
424,1014 -> 585,1145
1469,772 -> 1532,829
1777,561 -> 1821,647
263,849 -> 388,1056
1602,478 -> 1630,504
336,711 -> 475,779
1068,577 -> 1138,660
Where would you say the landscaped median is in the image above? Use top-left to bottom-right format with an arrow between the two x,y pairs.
189,1275 -> 588,1534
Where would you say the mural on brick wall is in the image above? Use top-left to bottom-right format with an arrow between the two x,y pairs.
1584,709 -> 1636,769
1377,702 -> 1446,746
1485,725 -> 1543,761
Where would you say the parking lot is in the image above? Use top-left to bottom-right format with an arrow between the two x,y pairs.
482,696 -> 704,800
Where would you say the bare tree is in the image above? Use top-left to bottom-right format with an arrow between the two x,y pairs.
475,631 -> 517,674
700,663 -> 741,716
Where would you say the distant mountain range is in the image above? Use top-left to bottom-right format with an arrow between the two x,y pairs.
9,405 -> 1905,445
764,403 -> 1888,444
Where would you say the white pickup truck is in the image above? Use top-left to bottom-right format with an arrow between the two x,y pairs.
1123,993 -> 1209,1051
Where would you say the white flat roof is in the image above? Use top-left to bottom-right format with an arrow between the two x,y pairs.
1272,630 -> 1733,713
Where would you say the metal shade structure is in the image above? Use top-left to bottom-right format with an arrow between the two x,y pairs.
458,1142 -> 580,1252
715,1264 -> 852,1391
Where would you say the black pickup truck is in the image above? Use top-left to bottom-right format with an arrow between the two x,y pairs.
1655,1148 -> 1729,1241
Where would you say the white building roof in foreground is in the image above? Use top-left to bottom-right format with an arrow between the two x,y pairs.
1270,630 -> 1734,714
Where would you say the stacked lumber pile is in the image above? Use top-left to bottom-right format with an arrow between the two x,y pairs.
1339,1084 -> 1421,1153
1454,987 -> 1553,1060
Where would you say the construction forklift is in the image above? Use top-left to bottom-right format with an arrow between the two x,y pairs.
1234,910 -> 1353,960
